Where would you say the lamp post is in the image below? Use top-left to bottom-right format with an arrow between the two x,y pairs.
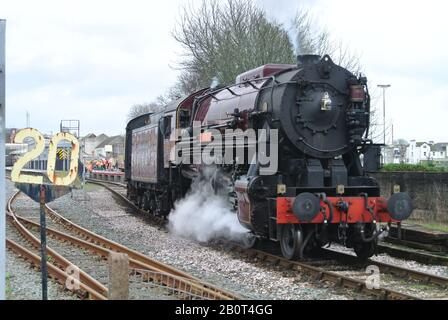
377,84 -> 391,145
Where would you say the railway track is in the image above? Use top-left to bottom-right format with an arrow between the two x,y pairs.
229,245 -> 448,300
88,178 -> 448,300
322,249 -> 448,289
86,178 -> 152,213
377,242 -> 448,266
6,191 -> 108,300
87,178 -> 448,265
6,238 -> 107,300
7,189 -> 240,300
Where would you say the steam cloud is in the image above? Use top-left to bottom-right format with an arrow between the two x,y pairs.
167,173 -> 249,243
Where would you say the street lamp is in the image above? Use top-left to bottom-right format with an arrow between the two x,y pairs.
377,84 -> 391,145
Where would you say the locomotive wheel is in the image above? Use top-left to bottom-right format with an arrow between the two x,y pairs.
354,241 -> 376,260
142,194 -> 150,211
149,197 -> 156,214
240,232 -> 258,249
280,224 -> 303,260
136,195 -> 143,209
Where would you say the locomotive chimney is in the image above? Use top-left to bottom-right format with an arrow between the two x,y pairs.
297,54 -> 320,66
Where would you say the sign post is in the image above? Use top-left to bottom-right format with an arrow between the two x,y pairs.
11,128 -> 82,300
0,19 -> 6,301
39,185 -> 48,300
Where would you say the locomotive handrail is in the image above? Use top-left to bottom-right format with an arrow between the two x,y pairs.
195,78 -> 266,103
296,80 -> 348,96
195,70 -> 297,102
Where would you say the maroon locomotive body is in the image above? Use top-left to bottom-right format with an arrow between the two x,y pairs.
125,55 -> 413,260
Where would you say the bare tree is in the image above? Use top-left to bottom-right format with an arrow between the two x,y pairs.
172,0 -> 295,94
364,87 -> 395,144
127,102 -> 164,121
292,9 -> 362,75
168,1 -> 375,139
292,9 -> 381,139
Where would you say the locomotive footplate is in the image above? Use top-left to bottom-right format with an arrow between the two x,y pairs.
277,194 -> 413,224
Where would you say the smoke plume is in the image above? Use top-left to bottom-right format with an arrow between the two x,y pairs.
167,173 -> 249,243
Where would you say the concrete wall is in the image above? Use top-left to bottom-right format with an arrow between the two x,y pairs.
370,172 -> 448,223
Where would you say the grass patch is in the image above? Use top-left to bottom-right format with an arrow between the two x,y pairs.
382,163 -> 447,172
5,273 -> 12,299
83,182 -> 102,192
419,223 -> 448,233
406,282 -> 435,290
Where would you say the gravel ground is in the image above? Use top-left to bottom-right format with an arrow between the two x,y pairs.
5,250 -> 79,300
326,244 -> 448,298
7,179 -> 448,300
48,183 -> 359,300
7,184 -> 180,300
329,243 -> 448,277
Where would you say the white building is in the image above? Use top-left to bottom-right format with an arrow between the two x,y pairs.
407,140 -> 448,164
93,135 -> 125,165
80,133 -> 109,159
382,144 -> 407,164
429,143 -> 448,161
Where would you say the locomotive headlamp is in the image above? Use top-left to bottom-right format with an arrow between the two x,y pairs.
321,92 -> 332,111
277,184 -> 286,195
350,85 -> 365,102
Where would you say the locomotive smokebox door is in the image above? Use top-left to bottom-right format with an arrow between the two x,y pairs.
262,54 -> 361,159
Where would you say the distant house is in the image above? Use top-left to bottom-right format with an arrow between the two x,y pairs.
430,143 -> 448,161
93,135 -> 125,166
80,133 -> 109,159
407,140 -> 448,164
382,143 -> 408,164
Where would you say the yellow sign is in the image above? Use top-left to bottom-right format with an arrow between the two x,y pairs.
11,128 -> 45,185
57,148 -> 70,160
11,128 -> 80,186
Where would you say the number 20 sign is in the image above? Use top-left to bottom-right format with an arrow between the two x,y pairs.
11,128 -> 80,186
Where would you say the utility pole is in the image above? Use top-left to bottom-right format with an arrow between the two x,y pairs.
0,19 -> 6,301
391,123 -> 394,145
377,84 -> 391,145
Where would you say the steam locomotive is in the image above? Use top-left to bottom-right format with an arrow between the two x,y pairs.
125,54 -> 413,260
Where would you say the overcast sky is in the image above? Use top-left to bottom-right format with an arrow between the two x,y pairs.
2,0 -> 447,142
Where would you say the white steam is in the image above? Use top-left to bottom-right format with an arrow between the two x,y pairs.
168,174 -> 249,243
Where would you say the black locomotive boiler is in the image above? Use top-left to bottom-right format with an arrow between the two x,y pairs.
125,54 -> 413,260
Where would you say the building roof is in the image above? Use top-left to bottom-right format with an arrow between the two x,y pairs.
430,143 -> 448,152
95,135 -> 124,149
416,142 -> 428,147
81,133 -> 109,147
